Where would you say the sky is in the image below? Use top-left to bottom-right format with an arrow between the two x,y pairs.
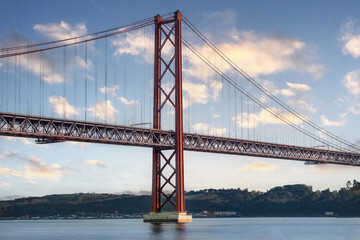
1,0 -> 360,200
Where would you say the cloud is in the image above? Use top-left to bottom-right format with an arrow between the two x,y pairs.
274,82 -> 311,97
184,31 -> 323,80
67,142 -> 92,149
320,115 -> 345,127
33,21 -> 87,41
210,80 -> 223,101
288,100 -> 317,114
82,160 -> 106,169
118,97 -> 139,107
276,89 -> 295,97
240,162 -> 276,171
341,19 -> 360,58
100,85 -> 119,96
0,150 -> 23,160
49,96 -> 79,118
75,55 -> 92,69
335,96 -> 360,116
0,137 -> 49,148
286,82 -> 311,92
23,155 -> 70,182
87,100 -> 118,122
193,123 -> 226,135
0,151 -> 69,182
0,181 -> 11,187
212,113 -> 221,118
233,107 -> 303,128
0,167 -> 22,178
204,9 -> 238,28
111,30 -> 160,63
183,82 -> 209,104
0,32 -> 64,84
342,70 -> 360,96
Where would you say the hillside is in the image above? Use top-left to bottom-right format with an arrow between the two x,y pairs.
1,181 -> 360,218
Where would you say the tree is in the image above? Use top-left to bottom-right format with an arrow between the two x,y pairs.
346,181 -> 352,190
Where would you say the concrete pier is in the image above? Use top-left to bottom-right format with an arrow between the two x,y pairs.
143,212 -> 192,223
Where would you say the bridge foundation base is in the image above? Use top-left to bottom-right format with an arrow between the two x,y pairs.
143,212 -> 192,223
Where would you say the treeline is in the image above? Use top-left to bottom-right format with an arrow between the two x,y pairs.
1,181 -> 360,218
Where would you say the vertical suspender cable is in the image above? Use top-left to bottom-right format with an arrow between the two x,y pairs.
14,55 -> 17,114
105,38 -> 108,123
74,39 -> 77,120
95,38 -> 98,122
85,42 -> 88,122
6,52 -> 9,112
39,53 -> 42,116
0,57 -> 3,112
18,55 -> 21,114
63,47 -> 67,119
42,52 -> 45,116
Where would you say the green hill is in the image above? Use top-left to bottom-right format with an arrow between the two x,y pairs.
1,181 -> 360,218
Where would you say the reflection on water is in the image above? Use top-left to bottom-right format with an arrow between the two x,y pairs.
150,223 -> 186,240
1,218 -> 360,240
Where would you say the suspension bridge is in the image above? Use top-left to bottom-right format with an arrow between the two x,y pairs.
1,11 -> 359,223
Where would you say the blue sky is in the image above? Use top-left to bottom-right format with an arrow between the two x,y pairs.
1,0 -> 360,200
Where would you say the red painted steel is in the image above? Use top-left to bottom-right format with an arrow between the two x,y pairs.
1,112 -> 360,165
174,11 -> 185,213
152,14 -> 162,213
151,11 -> 186,213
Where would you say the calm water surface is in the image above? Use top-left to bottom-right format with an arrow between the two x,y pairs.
1,218 -> 359,240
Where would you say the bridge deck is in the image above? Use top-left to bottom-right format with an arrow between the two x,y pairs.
1,112 -> 359,166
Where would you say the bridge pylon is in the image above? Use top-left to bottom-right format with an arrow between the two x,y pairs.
143,11 -> 192,223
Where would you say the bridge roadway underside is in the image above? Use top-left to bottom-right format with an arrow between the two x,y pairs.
1,112 -> 360,166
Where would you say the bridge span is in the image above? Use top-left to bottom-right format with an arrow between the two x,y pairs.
1,112 -> 359,166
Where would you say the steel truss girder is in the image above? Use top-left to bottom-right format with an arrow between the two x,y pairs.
1,112 -> 360,166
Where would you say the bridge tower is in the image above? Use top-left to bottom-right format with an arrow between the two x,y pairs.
143,11 -> 192,223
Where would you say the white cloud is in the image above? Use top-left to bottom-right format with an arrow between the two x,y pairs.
184,31 -> 323,80
100,85 -> 119,96
87,100 -> 118,122
75,55 -> 92,69
0,21 -> 89,85
320,115 -> 345,127
307,65 -> 325,79
67,142 -> 92,149
33,21 -> 87,41
0,137 -> 49,148
49,96 -> 79,118
276,89 -> 295,97
210,80 -> 223,101
343,70 -> 360,96
233,107 -> 303,128
286,82 -> 311,92
23,155 -> 70,182
341,20 -> 360,58
349,103 -> 360,115
193,123 -> 226,135
240,162 -> 276,172
274,82 -> 311,97
0,151 -> 69,182
183,82 -> 209,104
212,113 -> 220,118
0,181 -> 11,187
0,32 -> 65,84
288,100 -> 317,114
0,167 -> 22,178
111,31 -> 163,63
118,97 -> 139,107
82,160 -> 106,169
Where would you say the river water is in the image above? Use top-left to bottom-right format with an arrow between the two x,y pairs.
0,218 -> 359,240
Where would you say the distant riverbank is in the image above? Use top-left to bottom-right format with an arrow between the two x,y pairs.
1,181 -> 360,219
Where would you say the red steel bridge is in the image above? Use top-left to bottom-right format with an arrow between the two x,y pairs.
1,11 -> 360,222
